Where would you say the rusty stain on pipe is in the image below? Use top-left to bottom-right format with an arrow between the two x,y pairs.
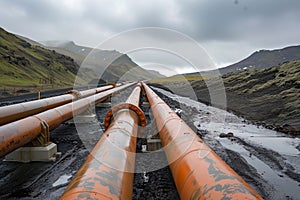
0,85 -> 113,126
0,83 -> 135,158
142,82 -> 263,200
60,83 -> 145,200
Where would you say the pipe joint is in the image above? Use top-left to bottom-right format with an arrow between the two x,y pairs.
65,90 -> 82,100
104,103 -> 146,130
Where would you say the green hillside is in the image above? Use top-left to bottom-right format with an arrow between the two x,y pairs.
152,59 -> 300,135
195,60 -> 300,134
0,28 -> 163,96
0,28 -> 81,88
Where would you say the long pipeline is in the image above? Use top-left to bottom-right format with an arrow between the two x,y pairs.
0,82 -> 135,158
60,83 -> 145,200
0,85 -> 114,126
142,83 -> 263,199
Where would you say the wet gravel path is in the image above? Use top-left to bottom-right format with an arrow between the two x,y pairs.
0,86 -> 179,199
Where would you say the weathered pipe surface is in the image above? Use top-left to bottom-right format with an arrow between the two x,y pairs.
142,82 -> 263,200
60,83 -> 144,200
0,85 -> 113,126
0,83 -> 135,158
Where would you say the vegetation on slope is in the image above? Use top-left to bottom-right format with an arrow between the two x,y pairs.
152,60 -> 300,135
0,28 -> 163,97
0,27 -> 81,94
221,60 -> 300,133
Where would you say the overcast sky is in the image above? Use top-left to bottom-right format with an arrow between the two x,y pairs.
0,0 -> 299,75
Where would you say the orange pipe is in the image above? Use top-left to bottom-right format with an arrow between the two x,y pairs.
142,82 -> 263,200
60,83 -> 145,200
0,83 -> 135,158
0,85 -> 114,126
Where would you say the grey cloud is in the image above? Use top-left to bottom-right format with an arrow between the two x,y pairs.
0,0 -> 299,71
178,0 -> 300,42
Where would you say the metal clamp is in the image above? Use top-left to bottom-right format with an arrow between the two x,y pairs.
31,120 -> 50,147
65,90 -> 82,100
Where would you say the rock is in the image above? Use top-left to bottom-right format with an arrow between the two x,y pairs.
197,129 -> 208,137
219,132 -> 234,138
282,124 -> 300,135
227,132 -> 234,137
174,108 -> 182,118
275,124 -> 300,135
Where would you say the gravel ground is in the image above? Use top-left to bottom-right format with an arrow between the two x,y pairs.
0,86 -> 179,199
0,86 -> 299,199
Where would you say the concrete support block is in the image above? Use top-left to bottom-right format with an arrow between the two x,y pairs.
142,145 -> 147,152
142,101 -> 150,108
146,138 -> 162,151
96,102 -> 112,108
5,142 -> 60,163
66,114 -> 97,124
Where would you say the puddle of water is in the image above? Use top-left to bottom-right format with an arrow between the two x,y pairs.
52,174 -> 72,187
220,139 -> 300,200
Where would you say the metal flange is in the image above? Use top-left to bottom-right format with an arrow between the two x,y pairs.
104,103 -> 146,130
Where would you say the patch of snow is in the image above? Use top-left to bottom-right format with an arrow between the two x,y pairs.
52,174 -> 72,187
143,172 -> 149,183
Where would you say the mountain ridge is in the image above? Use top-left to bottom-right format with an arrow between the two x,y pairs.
0,27 -> 163,97
183,45 -> 300,76
220,45 -> 300,74
41,40 -> 165,83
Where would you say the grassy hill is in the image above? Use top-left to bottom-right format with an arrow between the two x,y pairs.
0,28 -> 164,96
220,60 -> 300,133
152,59 -> 300,135
0,27 -> 82,94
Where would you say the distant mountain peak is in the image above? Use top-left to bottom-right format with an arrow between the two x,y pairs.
218,45 -> 300,74
41,40 -> 76,48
